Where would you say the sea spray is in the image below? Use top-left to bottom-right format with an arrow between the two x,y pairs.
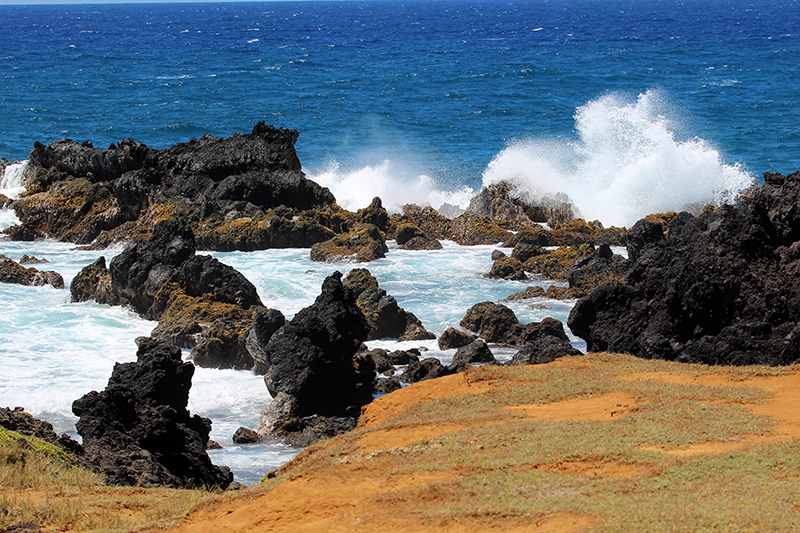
481,90 -> 756,228
1,160 -> 28,200
308,160 -> 475,214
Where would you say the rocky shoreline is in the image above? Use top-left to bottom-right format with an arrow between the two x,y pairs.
2,124 -> 800,492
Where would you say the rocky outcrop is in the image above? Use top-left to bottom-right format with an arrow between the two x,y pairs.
459,302 -> 579,362
257,272 -> 374,443
389,205 -> 511,246
72,338 -> 232,488
467,181 -> 576,228
0,254 -> 64,289
71,219 -> 265,370
342,268 -> 436,341
503,219 -> 627,248
4,123 -> 336,249
507,317 -> 582,365
567,171 -> 800,366
310,223 -> 388,262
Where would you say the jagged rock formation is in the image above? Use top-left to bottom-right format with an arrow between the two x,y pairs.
72,338 -> 232,488
568,171 -> 800,366
467,180 -> 576,228
4,123 -> 336,249
257,272 -> 374,444
394,223 -> 442,250
71,219 -> 266,370
0,254 -> 64,289
342,268 -> 436,341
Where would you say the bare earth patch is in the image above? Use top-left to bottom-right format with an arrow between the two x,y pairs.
161,353 -> 800,533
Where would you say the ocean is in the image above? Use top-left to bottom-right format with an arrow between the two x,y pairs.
1,0 -> 798,484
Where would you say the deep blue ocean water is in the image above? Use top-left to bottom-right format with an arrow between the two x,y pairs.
1,0 -> 799,483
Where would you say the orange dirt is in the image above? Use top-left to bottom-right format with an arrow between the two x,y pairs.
163,358 -> 800,533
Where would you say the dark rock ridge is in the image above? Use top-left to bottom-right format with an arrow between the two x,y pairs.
71,219 -> 266,370
342,268 -> 436,341
0,254 -> 64,289
4,123 -> 336,248
257,272 -> 374,444
568,171 -> 800,366
72,337 -> 232,488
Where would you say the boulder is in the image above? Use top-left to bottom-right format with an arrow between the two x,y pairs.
484,256 -> 527,280
567,170 -> 800,366
72,338 -> 232,488
0,254 -> 64,289
448,339 -> 497,373
232,427 -> 261,444
395,222 -> 442,250
437,327 -> 478,350
400,357 -> 450,383
508,318 -> 583,365
259,272 -> 373,435
460,302 -> 577,347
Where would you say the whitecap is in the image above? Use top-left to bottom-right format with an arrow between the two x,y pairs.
481,89 -> 756,228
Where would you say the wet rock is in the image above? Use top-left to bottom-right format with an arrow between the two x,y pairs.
72,219 -> 265,370
437,327 -> 478,350
232,427 -> 261,444
69,256 -> 119,306
568,170 -> 800,366
72,337 -> 232,488
0,254 -> 64,289
259,272 -> 373,439
356,197 -> 389,232
374,377 -> 403,395
395,222 -> 442,250
484,256 -> 527,280
246,309 -> 287,374
18,255 -> 48,265
522,243 -> 595,281
467,180 -> 576,228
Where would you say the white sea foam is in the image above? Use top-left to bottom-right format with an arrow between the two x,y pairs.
481,90 -> 757,228
308,160 -> 475,214
1,160 -> 28,199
